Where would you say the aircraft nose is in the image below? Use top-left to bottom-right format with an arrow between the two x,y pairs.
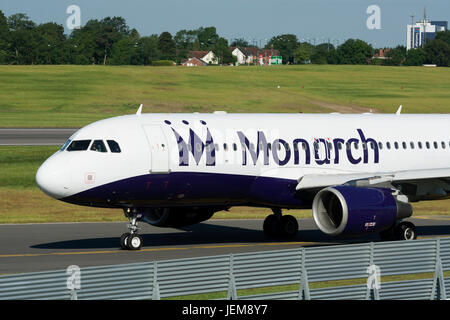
36,156 -> 71,199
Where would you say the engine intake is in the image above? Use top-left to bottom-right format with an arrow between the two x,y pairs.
312,186 -> 412,236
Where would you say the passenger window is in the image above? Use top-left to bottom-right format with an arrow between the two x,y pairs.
268,143 -> 272,151
426,142 -> 430,149
394,142 -> 399,149
67,140 -> 91,151
91,140 -> 107,152
386,142 -> 391,150
434,142 -> 438,149
442,141 -> 446,149
233,143 -> 237,151
402,142 -> 407,149
378,142 -> 383,150
223,143 -> 227,151
410,142 -> 415,149
107,140 -> 121,153
418,142 -> 423,149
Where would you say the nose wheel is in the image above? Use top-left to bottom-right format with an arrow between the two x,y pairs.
263,208 -> 298,239
120,209 -> 144,250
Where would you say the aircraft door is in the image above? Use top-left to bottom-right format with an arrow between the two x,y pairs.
142,125 -> 170,173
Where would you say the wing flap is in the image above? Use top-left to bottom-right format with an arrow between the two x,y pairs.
296,168 -> 450,190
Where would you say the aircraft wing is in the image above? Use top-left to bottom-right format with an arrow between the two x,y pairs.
296,168 -> 450,190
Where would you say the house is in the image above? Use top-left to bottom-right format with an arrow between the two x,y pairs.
230,47 -> 281,65
373,48 -> 391,60
188,50 -> 218,65
230,47 -> 247,64
180,57 -> 208,67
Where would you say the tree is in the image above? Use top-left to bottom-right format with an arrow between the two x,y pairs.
311,43 -> 332,64
405,48 -> 426,66
294,43 -> 314,64
425,39 -> 450,67
266,34 -> 299,64
136,35 -> 160,65
435,30 -> 450,45
109,37 -> 137,65
197,27 -> 219,50
157,32 -> 176,61
35,23 -> 66,64
213,37 -> 234,64
385,45 -> 406,66
0,10 -> 9,63
97,17 -> 130,65
7,13 -> 37,64
337,39 -> 373,64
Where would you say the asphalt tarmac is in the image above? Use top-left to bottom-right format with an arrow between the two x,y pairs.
0,128 -> 77,145
0,217 -> 449,275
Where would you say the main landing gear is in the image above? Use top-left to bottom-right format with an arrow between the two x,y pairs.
263,208 -> 299,239
120,209 -> 144,250
379,220 -> 417,241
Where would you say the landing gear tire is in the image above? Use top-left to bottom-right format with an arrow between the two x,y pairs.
280,215 -> 298,239
127,234 -> 143,250
394,221 -> 417,241
263,214 -> 280,237
263,212 -> 298,239
120,232 -> 131,250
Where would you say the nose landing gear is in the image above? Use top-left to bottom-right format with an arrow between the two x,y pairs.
263,208 -> 299,239
120,209 -> 143,250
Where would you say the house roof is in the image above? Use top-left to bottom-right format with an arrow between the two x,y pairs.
188,50 -> 209,59
181,57 -> 207,65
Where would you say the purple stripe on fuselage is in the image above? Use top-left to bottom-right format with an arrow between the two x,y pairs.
61,172 -> 310,209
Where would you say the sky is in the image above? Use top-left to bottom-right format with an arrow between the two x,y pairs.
1,0 -> 449,48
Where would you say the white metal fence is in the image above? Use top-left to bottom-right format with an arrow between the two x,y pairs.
0,238 -> 449,300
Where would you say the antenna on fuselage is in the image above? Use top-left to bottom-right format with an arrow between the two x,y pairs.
136,104 -> 143,116
396,105 -> 402,115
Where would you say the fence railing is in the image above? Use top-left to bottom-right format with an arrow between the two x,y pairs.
0,238 -> 449,300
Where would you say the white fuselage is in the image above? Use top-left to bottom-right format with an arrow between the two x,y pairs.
36,113 -> 450,209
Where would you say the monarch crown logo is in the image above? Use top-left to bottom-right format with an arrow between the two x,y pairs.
165,120 -> 215,166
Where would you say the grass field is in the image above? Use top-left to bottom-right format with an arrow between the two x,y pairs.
0,65 -> 450,128
0,65 -> 449,223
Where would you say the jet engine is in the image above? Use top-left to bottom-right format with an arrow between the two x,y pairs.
312,186 -> 412,236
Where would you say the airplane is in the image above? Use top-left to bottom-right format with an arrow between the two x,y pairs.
35,106 -> 450,250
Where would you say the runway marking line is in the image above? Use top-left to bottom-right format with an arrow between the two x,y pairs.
0,242 -> 311,259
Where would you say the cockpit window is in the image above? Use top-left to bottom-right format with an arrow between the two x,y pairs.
107,140 -> 121,153
60,139 -> 71,151
90,140 -> 107,152
66,140 -> 92,151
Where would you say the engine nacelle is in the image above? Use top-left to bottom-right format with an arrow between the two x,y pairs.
312,186 -> 412,236
139,207 -> 216,228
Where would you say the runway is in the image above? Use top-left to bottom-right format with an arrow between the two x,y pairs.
0,128 -> 77,145
1,217 -> 449,275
